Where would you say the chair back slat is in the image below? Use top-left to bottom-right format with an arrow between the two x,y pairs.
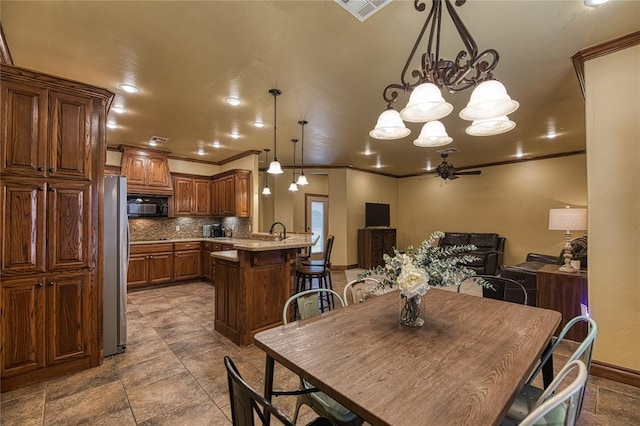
283,288 -> 345,325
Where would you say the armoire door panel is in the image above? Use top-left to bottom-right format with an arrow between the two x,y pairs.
1,179 -> 46,275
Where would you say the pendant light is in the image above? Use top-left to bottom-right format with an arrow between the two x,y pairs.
288,139 -> 299,192
262,148 -> 272,195
267,89 -> 283,174
296,120 -> 309,186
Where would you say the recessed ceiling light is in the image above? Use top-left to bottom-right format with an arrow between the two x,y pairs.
197,149 -> 205,156
252,121 -> 265,128
584,0 -> 610,7
148,141 -> 158,147
230,133 -> 240,139
546,132 -> 558,139
364,148 -> 372,156
119,83 -> 140,94
516,151 -> 524,158
111,106 -> 126,114
107,121 -> 118,129
375,163 -> 382,169
226,97 -> 242,106
212,141 -> 221,148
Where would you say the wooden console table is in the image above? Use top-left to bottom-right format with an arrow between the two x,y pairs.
537,264 -> 588,341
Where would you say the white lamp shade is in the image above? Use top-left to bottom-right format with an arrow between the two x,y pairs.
369,109 -> 411,140
288,182 -> 298,192
267,160 -> 283,174
459,80 -> 519,121
262,186 -> 271,195
549,207 -> 587,231
400,83 -> 453,122
413,121 -> 453,147
296,173 -> 308,186
465,116 -> 516,136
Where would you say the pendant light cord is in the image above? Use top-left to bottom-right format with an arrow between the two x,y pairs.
298,120 -> 307,175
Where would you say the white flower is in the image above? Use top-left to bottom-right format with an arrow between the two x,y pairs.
396,259 -> 430,298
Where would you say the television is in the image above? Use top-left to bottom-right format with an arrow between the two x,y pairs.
365,202 -> 390,228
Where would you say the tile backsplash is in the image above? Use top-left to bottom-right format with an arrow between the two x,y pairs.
129,217 -> 252,241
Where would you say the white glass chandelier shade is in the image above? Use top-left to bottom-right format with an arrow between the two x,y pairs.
459,80 -> 519,121
369,108 -> 411,140
400,83 -> 453,122
412,121 -> 453,147
296,173 -> 308,186
465,116 -> 516,136
267,160 -> 283,174
262,186 -> 271,195
288,181 -> 298,192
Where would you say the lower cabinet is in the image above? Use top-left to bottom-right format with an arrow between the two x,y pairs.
127,243 -> 174,288
1,271 -> 91,379
174,242 -> 201,281
214,258 -> 240,341
202,241 -> 213,281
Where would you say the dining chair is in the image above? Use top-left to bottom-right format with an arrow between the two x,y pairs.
282,290 -> 363,426
473,275 -> 529,305
503,315 -> 598,424
282,288 -> 345,325
342,277 -> 384,305
224,356 -> 332,426
502,360 -> 588,426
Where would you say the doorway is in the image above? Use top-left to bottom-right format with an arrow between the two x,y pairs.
305,194 -> 328,258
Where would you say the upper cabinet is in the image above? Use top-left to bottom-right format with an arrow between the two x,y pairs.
173,175 -> 211,217
211,169 -> 251,218
2,82 -> 95,181
119,145 -> 173,194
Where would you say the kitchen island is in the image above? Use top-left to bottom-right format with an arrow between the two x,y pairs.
211,234 -> 317,346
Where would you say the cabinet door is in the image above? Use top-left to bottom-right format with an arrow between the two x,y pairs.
46,271 -> 91,365
1,276 -> 46,377
147,157 -> 172,189
223,176 -> 234,216
48,91 -> 93,180
193,179 -> 211,216
214,261 -> 228,323
174,249 -> 201,281
211,179 -> 220,216
202,242 -> 212,281
1,80 -> 48,178
121,155 -> 147,187
173,177 -> 193,216
234,171 -> 251,218
127,254 -> 149,287
1,179 -> 46,275
148,252 -> 173,284
47,182 -> 92,271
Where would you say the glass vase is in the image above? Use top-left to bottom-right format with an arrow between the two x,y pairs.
399,294 -> 425,327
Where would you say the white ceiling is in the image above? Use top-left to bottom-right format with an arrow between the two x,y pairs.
2,1 -> 639,176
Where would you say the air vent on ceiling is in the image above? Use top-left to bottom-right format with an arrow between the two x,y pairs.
437,147 -> 460,154
148,136 -> 169,147
334,0 -> 392,22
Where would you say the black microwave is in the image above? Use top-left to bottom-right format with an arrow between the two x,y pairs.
127,195 -> 169,218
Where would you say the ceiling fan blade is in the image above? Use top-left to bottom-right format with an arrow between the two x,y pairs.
448,175 -> 459,180
454,170 -> 482,176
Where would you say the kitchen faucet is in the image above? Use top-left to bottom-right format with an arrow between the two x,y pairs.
268,222 -> 287,240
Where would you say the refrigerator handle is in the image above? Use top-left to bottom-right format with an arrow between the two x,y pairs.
125,219 -> 130,270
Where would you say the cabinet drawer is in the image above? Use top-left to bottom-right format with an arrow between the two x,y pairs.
130,243 -> 173,254
175,241 -> 201,251
202,241 -> 213,251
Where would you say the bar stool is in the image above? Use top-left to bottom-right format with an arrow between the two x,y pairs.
294,235 -> 335,311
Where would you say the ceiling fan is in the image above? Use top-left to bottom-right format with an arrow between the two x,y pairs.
435,153 -> 481,180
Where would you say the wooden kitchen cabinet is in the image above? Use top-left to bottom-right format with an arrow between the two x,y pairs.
120,146 -> 173,195
1,64 -> 112,391
174,241 -> 201,281
173,175 -> 211,217
211,169 -> 251,217
127,243 -> 174,288
209,242 -> 234,284
214,258 -> 240,341
202,241 -> 213,281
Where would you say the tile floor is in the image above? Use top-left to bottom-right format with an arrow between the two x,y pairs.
2,271 -> 639,425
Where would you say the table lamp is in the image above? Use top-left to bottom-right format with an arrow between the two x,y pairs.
548,206 -> 587,272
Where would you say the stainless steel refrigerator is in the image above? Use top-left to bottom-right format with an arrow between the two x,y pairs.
103,175 -> 129,356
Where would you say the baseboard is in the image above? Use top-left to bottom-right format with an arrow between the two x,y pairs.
591,360 -> 640,388
331,264 -> 359,271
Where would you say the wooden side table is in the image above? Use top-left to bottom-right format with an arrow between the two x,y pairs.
537,264 -> 589,341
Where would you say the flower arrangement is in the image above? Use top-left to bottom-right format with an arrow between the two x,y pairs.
357,231 -> 490,325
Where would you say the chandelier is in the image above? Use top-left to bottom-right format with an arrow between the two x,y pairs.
370,0 -> 519,145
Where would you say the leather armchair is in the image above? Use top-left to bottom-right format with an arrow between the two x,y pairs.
439,232 -> 505,276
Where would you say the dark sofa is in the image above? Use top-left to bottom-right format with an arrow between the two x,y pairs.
438,232 -> 505,276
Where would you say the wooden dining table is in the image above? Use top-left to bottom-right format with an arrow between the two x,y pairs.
254,288 -> 561,426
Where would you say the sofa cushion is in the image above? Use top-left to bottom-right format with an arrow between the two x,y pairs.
441,232 -> 470,246
469,233 -> 499,250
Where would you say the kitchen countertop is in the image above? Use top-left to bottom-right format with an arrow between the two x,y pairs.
131,234 -> 318,252
211,250 -> 239,262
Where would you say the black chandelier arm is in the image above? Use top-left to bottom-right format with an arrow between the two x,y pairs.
443,0 -> 478,60
442,48 -> 499,92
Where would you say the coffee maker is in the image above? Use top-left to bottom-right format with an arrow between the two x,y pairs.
212,224 -> 224,237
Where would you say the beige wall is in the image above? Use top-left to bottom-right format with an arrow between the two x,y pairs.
398,155 -> 588,266
585,44 -> 640,371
